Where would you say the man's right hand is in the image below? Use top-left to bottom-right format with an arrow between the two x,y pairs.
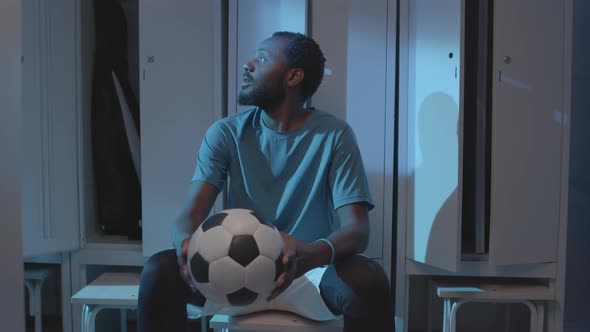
173,181 -> 221,293
177,237 -> 197,292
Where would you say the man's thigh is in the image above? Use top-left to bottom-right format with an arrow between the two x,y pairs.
318,255 -> 391,317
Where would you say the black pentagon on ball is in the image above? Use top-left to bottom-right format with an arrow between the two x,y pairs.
227,287 -> 258,306
228,235 -> 259,267
201,212 -> 228,232
189,252 -> 209,283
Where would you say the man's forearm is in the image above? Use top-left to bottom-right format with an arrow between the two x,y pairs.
328,221 -> 370,258
170,181 -> 221,253
172,205 -> 212,250
172,215 -> 197,253
301,221 -> 370,270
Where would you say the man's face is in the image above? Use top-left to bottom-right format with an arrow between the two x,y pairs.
238,36 -> 291,109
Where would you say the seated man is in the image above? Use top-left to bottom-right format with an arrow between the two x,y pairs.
137,31 -> 394,332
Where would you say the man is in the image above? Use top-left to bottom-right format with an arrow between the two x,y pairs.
138,31 -> 394,332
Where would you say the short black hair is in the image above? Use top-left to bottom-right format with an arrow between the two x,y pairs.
272,31 -> 326,100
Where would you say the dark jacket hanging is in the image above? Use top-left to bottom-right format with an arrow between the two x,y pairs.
91,0 -> 142,240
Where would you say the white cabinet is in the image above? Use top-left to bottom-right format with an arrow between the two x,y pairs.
21,0 -> 80,258
405,0 -> 464,272
489,0 -> 565,266
139,0 -> 222,257
21,0 -> 224,258
397,0 -> 573,331
20,2 -> 222,329
1,0 -> 26,330
401,0 -> 569,276
21,1 -> 223,330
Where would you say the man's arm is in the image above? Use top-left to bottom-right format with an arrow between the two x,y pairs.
172,180 -> 221,252
301,202 -> 370,270
173,181 -> 220,290
269,202 -> 370,300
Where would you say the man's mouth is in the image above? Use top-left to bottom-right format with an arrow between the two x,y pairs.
242,75 -> 253,89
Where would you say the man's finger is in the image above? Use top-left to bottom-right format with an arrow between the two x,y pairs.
177,252 -> 197,292
268,278 -> 293,301
275,272 -> 286,288
182,240 -> 189,255
268,263 -> 297,301
268,273 -> 287,301
180,265 -> 197,292
177,255 -> 185,267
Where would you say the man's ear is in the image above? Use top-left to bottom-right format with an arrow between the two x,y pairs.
286,68 -> 304,88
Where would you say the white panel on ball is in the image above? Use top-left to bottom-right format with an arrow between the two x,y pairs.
244,256 -> 277,298
209,257 -> 247,296
196,227 -> 233,263
253,225 -> 284,262
221,209 -> 261,235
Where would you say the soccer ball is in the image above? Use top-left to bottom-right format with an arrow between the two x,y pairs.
187,208 -> 284,306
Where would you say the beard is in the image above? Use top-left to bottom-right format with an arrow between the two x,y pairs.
238,78 -> 286,110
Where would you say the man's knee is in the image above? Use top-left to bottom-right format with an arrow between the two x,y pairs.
140,249 -> 182,292
335,255 -> 391,303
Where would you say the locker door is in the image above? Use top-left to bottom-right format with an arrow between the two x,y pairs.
140,0 -> 218,256
1,1 -> 26,327
406,0 -> 464,272
489,0 -> 565,266
21,0 -> 81,257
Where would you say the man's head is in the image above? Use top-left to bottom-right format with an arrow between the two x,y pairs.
238,31 -> 326,109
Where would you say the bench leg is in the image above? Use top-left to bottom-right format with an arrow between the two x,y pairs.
24,279 -> 44,332
81,304 -> 107,332
535,302 -> 545,332
449,299 -> 467,332
121,309 -> 127,332
426,279 -> 433,332
202,316 -> 208,332
81,304 -> 90,332
520,300 -> 538,332
504,304 -> 511,332
442,299 -> 451,332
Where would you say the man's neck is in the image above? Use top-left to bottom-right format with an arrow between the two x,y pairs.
262,100 -> 312,132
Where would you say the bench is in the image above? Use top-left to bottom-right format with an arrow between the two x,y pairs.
71,272 -> 141,332
72,272 -> 343,332
210,311 -> 343,332
434,280 -> 553,332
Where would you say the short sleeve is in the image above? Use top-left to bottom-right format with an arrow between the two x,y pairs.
328,126 -> 374,211
191,120 -> 230,190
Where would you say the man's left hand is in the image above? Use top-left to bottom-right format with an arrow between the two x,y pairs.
267,232 -> 313,301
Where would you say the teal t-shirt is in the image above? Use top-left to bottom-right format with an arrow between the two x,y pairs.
191,108 -> 373,242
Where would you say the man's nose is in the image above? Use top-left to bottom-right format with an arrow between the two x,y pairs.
243,62 -> 254,73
